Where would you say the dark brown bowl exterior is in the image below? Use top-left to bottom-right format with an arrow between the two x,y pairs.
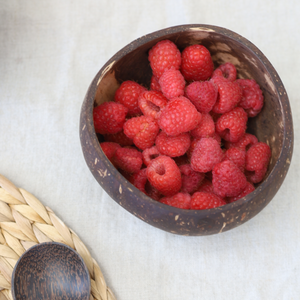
11,242 -> 90,300
80,24 -> 293,236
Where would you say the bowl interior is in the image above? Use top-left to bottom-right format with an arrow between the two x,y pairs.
94,26 -> 284,180
12,242 -> 90,300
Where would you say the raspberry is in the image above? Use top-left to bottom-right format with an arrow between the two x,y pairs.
185,81 -> 218,113
158,96 -> 201,136
245,168 -> 268,184
191,137 -> 223,173
216,107 -> 248,142
142,146 -> 160,166
155,131 -> 190,157
158,68 -> 185,100
245,142 -> 271,183
224,133 -> 258,151
190,192 -> 226,210
114,147 -> 143,174
100,142 -> 121,165
228,181 -> 255,203
146,155 -> 182,196
211,78 -> 242,114
223,147 -> 246,173
160,193 -> 191,209
93,102 -> 128,134
236,79 -> 264,117
114,80 -> 147,115
129,168 -> 148,193
103,130 -> 133,146
196,178 -> 214,193
212,160 -> 247,198
150,75 -> 161,92
179,164 -> 205,194
190,113 -> 215,139
181,44 -> 214,81
123,115 -> 159,150
213,62 -> 237,82
138,90 -> 168,120
148,40 -> 181,79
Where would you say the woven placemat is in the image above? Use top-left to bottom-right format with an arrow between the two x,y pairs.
0,174 -> 116,300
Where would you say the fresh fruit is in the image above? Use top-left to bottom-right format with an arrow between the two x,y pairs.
181,44 -> 214,81
123,115 -> 159,150
114,80 -> 147,115
185,80 -> 218,113
146,155 -> 182,196
148,40 -> 181,79
155,131 -> 191,157
114,147 -> 143,174
158,96 -> 201,136
237,79 -> 264,117
159,68 -> 185,100
138,90 -> 168,120
212,160 -> 247,198
216,107 -> 248,142
93,102 -> 128,134
190,192 -> 226,210
160,192 -> 191,209
191,137 -> 223,173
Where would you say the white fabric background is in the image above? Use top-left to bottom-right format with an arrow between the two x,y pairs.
1,1 -> 299,299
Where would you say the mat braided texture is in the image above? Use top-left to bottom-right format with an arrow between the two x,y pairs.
0,174 -> 116,300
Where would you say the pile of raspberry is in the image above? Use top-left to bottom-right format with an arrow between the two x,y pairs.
93,39 -> 271,210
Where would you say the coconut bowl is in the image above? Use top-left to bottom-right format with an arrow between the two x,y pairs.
79,24 -> 293,236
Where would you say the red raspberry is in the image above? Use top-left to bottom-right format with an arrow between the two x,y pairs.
138,90 -> 168,120
123,116 -> 159,150
148,40 -> 181,79
179,164 -> 205,194
211,78 -> 242,114
114,80 -> 147,115
236,79 -> 264,117
114,147 -> 143,174
185,81 -> 218,113
213,62 -> 237,82
216,107 -> 248,142
146,155 -> 182,196
142,146 -> 160,166
196,178 -> 214,193
103,130 -> 133,146
245,142 -> 271,183
159,68 -> 185,100
160,193 -> 191,209
100,142 -> 121,165
190,192 -> 226,210
228,181 -> 255,203
155,131 -> 191,157
158,96 -> 201,136
223,147 -> 246,173
181,44 -> 214,82
129,168 -> 148,193
245,168 -> 268,184
190,113 -> 215,139
150,75 -> 161,92
191,137 -> 223,173
224,133 -> 258,151
93,102 -> 128,134
212,160 -> 247,198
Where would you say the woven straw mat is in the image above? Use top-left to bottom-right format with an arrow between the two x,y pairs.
0,174 -> 116,300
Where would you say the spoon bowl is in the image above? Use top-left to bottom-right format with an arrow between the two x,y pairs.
11,242 -> 90,300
